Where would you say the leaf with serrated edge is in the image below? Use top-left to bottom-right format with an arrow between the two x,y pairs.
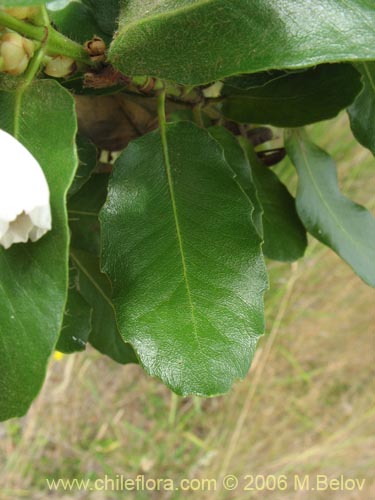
0,80 -> 77,420
100,122 -> 267,396
286,129 -> 375,286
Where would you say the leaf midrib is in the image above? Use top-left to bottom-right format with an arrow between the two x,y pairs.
70,250 -> 113,309
158,123 -> 200,346
69,210 -> 98,217
296,135 -> 370,260
229,87 -> 339,103
362,62 -> 375,94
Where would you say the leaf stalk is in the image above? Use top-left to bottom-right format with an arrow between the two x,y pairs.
0,10 -> 93,65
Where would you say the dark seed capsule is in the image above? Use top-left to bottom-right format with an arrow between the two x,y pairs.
257,148 -> 286,167
223,120 -> 242,136
247,127 -> 273,146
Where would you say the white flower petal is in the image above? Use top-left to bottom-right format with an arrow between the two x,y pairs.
0,129 -> 52,249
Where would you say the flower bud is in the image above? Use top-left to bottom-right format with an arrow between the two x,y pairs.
2,7 -> 39,20
0,32 -> 34,75
44,55 -> 76,78
0,129 -> 52,249
84,36 -> 106,62
84,36 -> 106,56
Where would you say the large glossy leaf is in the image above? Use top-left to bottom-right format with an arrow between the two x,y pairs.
109,0 -> 375,85
70,249 -> 138,365
56,268 -> 92,354
348,62 -> 375,156
68,175 -> 138,364
208,126 -> 263,236
100,121 -> 267,396
0,80 -> 77,420
240,138 -> 307,262
286,129 -> 375,286
222,64 -> 362,127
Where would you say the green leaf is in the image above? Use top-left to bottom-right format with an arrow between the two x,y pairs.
0,80 -> 77,420
68,173 -> 107,256
348,62 -> 375,156
240,139 -> 307,262
169,107 -> 212,127
222,64 -> 362,127
207,126 -> 306,262
109,0 -> 375,85
70,249 -> 138,365
48,1 -> 109,45
56,268 -> 92,354
224,70 -> 294,91
0,74 -> 22,93
208,126 -> 263,236
82,0 -> 120,35
68,134 -> 97,198
68,174 -> 137,364
100,121 -> 267,396
286,129 -> 375,286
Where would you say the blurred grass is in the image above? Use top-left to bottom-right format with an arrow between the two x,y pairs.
0,114 -> 374,500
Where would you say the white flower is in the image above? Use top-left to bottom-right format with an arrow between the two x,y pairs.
0,129 -> 52,249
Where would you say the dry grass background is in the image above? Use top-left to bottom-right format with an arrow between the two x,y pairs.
0,115 -> 374,500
